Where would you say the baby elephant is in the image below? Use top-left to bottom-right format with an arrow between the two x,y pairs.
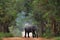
24,25 -> 38,38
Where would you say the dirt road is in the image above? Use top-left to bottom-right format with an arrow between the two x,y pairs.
2,37 -> 52,40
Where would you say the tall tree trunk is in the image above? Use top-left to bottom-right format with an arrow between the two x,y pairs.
0,25 -> 4,32
37,20 -> 46,37
50,16 -> 57,36
3,22 -> 10,33
41,20 -> 46,36
0,22 -> 10,33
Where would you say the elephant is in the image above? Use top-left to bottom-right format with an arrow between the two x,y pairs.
24,23 -> 38,38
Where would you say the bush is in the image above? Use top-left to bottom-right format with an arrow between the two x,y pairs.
53,37 -> 60,40
0,32 -> 13,38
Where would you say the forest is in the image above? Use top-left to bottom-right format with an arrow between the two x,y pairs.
0,0 -> 60,40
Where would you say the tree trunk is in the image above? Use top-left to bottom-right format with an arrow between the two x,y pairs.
41,20 -> 46,36
50,17 -> 57,36
37,20 -> 46,37
0,23 -> 10,33
4,23 -> 10,33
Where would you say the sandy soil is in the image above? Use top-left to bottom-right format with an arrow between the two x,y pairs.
2,37 -> 53,40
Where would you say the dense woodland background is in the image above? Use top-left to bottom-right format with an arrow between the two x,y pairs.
0,0 -> 60,39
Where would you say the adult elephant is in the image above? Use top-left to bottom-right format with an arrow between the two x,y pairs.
24,23 -> 38,38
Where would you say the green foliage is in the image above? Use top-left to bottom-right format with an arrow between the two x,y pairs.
0,32 -> 13,38
0,0 -> 60,38
9,25 -> 22,37
0,0 -> 17,24
16,0 -> 25,12
24,0 -> 60,37
0,0 -> 17,32
42,27 -> 52,38
53,37 -> 60,40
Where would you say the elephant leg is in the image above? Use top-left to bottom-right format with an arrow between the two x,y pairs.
32,31 -> 35,38
28,32 -> 30,38
25,31 -> 26,38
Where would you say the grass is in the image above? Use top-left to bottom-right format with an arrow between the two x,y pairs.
53,37 -> 60,40
0,32 -> 14,40
0,32 -> 13,38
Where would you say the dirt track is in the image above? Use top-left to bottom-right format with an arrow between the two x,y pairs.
2,37 -> 53,40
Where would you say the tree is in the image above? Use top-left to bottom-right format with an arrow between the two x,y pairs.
0,0 -> 17,33
26,0 -> 60,36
